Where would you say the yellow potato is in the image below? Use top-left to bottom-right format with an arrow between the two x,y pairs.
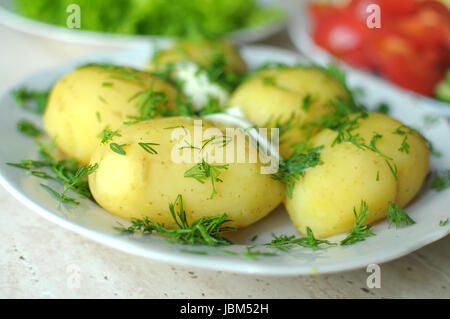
352,113 -> 430,207
88,117 -> 284,228
285,112 -> 430,238
285,128 -> 398,238
228,66 -> 351,157
43,64 -> 179,164
147,39 -> 247,74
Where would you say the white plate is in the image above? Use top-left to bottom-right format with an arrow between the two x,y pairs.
0,0 -> 285,47
287,0 -> 450,117
0,45 -> 449,276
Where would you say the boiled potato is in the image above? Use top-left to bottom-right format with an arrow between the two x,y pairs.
43,64 -> 179,164
147,40 -> 247,110
285,113 -> 429,238
228,66 -> 351,157
147,39 -> 247,74
88,117 -> 284,228
285,127 -> 398,238
351,113 -> 430,207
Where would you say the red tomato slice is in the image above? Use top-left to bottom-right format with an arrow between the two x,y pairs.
311,11 -> 373,68
379,54 -> 445,96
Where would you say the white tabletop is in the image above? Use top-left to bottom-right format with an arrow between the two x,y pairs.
0,25 -> 449,299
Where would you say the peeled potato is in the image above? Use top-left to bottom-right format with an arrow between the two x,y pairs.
285,113 -> 430,238
285,128 -> 398,238
352,113 -> 430,207
147,39 -> 247,74
43,64 -> 179,164
228,66 -> 351,157
88,117 -> 284,228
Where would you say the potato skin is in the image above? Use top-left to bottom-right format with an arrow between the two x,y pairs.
352,113 -> 430,207
228,67 -> 351,157
285,113 -> 430,238
88,117 -> 284,228
43,65 -> 179,164
148,39 -> 247,74
285,128 -> 398,238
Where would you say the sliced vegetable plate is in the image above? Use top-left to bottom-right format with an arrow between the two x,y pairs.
0,46 -> 448,276
287,1 -> 450,117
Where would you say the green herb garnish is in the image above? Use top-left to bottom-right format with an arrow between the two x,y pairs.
126,87 -> 171,123
115,194 -> 237,246
184,159 -> 229,199
386,202 -> 415,228
17,120 -> 43,137
98,127 -> 121,144
340,200 -> 375,246
440,218 -> 449,227
266,227 -> 336,251
271,146 -> 324,198
7,142 -> 98,205
110,143 -> 126,155
13,87 -> 50,115
138,142 -> 160,155
431,170 -> 450,191
399,136 -> 410,154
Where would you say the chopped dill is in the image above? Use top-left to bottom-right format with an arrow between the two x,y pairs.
340,200 -> 375,246
184,159 -> 229,199
386,202 -> 415,228
138,142 -> 159,155
17,120 -> 43,137
115,194 -> 237,246
265,227 -> 336,251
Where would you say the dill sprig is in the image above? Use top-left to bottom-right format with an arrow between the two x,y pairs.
7,142 -> 98,204
138,142 -> 160,154
201,135 -> 232,150
13,87 -> 50,115
198,96 -> 222,116
340,200 -> 375,246
302,94 -> 312,111
115,194 -> 237,246
266,227 -> 336,251
386,202 -> 415,228
184,159 -> 229,199
110,143 -> 126,155
271,145 -> 324,198
126,87 -> 171,124
431,170 -> 450,192
17,120 -> 43,137
98,126 -> 121,144
332,116 -> 398,181
203,51 -> 242,92
398,136 -> 410,154
440,218 -> 449,227
271,113 -> 299,145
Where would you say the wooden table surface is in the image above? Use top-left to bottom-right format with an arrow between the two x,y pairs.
0,25 -> 449,299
